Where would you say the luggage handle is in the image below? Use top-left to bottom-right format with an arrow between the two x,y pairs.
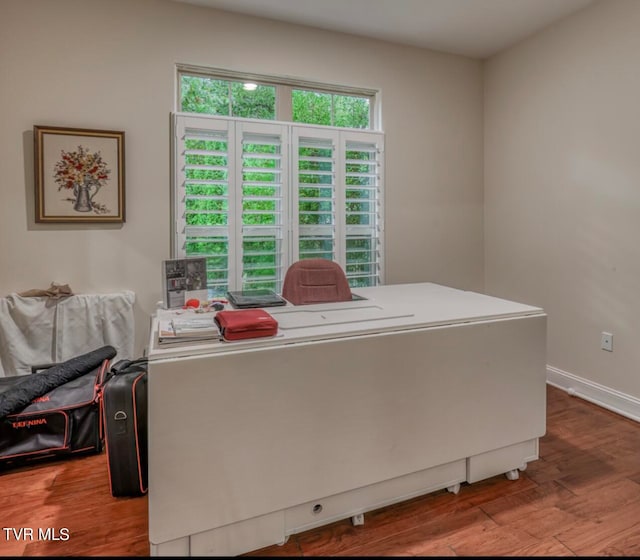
111,357 -> 148,376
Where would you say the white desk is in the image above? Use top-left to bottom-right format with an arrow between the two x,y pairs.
146,283 -> 547,556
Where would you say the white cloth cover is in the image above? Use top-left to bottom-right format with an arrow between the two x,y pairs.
0,291 -> 135,377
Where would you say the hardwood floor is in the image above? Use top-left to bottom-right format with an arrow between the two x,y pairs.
2,384 -> 640,556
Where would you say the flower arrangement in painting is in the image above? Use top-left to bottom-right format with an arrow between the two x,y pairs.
53,145 -> 111,213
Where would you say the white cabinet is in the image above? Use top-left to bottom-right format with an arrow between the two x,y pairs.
146,283 -> 547,556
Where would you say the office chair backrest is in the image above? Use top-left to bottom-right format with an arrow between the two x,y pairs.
282,259 -> 352,305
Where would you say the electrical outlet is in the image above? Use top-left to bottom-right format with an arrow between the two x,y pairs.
601,332 -> 613,352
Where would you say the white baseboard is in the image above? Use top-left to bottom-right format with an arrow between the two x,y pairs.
547,365 -> 640,423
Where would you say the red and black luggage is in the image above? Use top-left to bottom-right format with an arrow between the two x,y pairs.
102,357 -> 148,497
0,346 -> 116,469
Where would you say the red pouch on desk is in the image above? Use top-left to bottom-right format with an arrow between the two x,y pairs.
214,309 -> 278,341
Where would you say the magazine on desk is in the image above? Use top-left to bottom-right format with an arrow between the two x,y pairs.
158,314 -> 221,344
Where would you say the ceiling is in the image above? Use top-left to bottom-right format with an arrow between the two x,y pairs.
172,0 -> 595,58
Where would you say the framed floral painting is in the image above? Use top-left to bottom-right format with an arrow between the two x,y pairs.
34,125 -> 125,223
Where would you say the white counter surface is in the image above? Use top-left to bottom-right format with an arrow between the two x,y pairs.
147,282 -> 543,360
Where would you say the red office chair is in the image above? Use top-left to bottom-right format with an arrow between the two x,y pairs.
282,259 -> 352,305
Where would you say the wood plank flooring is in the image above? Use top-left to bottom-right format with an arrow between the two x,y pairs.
2,384 -> 640,556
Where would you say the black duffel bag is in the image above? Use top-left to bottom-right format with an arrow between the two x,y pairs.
0,346 -> 116,469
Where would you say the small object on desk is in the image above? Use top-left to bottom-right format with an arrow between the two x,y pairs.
226,289 -> 287,309
214,309 -> 278,341
183,298 -> 201,309
182,299 -> 226,312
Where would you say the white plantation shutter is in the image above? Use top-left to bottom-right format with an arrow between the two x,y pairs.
173,114 -> 383,294
173,115 -> 235,294
341,131 -> 384,287
291,127 -> 384,287
291,128 -> 340,262
236,122 -> 288,292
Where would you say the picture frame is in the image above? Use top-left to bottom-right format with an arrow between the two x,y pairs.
34,125 -> 125,223
162,257 -> 208,309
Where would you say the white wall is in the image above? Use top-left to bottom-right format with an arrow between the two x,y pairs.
485,0 -> 640,399
0,0 -> 484,357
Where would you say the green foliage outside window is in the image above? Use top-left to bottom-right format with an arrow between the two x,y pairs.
292,90 -> 331,126
181,76 -> 275,119
292,89 -> 370,129
334,95 -> 370,129
180,75 -> 370,128
181,76 -> 229,115
230,82 -> 276,120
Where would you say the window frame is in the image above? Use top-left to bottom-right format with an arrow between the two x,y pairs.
176,63 -> 380,130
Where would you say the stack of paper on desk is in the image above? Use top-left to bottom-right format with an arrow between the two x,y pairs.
158,315 -> 221,344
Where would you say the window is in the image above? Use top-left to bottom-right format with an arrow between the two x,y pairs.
180,74 -> 276,120
292,89 -> 370,129
173,114 -> 384,296
174,66 -> 382,296
177,65 -> 376,129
